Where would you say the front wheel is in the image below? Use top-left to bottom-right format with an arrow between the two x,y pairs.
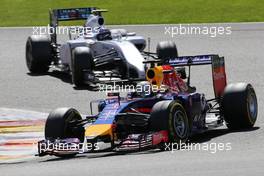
221,83 -> 258,130
149,101 -> 190,146
45,108 -> 85,157
71,47 -> 94,87
45,107 -> 84,141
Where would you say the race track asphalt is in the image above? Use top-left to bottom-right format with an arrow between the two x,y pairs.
0,23 -> 264,176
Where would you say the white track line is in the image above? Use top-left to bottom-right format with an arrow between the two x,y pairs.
0,107 -> 47,121
0,132 -> 44,140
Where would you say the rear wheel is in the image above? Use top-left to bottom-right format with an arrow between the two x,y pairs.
71,47 -> 94,87
221,83 -> 258,130
149,101 -> 189,148
25,35 -> 52,73
156,41 -> 178,61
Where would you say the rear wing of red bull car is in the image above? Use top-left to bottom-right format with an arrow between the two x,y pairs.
145,54 -> 227,98
168,54 -> 227,98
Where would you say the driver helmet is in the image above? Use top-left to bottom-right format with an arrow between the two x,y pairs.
85,14 -> 105,33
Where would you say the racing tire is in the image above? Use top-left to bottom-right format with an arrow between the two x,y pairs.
45,108 -> 84,141
221,83 -> 258,130
25,35 -> 52,73
45,108 -> 85,157
156,41 -> 178,61
71,47 -> 94,87
149,101 -> 190,147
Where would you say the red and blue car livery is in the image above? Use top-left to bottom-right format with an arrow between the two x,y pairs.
38,51 -> 257,157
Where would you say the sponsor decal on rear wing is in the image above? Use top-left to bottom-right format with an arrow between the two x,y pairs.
50,7 -> 96,22
168,55 -> 214,66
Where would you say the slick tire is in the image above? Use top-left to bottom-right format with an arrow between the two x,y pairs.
45,108 -> 85,158
25,35 -> 52,73
156,41 -> 178,61
71,47 -> 94,87
45,108 -> 84,141
149,101 -> 189,147
221,83 -> 258,130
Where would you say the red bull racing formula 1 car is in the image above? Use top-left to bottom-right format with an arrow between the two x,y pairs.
37,42 -> 258,157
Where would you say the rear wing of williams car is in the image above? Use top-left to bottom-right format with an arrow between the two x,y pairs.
168,55 -> 227,98
49,7 -> 97,43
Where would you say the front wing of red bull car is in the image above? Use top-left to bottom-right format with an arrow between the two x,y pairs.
37,42 -> 258,157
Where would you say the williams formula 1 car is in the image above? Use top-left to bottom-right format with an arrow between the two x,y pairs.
26,7 -> 146,87
37,42 -> 258,157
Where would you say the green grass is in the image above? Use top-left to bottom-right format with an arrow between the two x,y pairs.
1,0 -> 264,26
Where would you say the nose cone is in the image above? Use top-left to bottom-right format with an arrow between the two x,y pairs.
85,124 -> 113,138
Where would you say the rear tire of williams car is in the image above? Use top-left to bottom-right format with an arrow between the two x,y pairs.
156,41 -> 178,61
149,101 -> 189,148
45,108 -> 85,157
25,35 -> 52,73
72,47 -> 94,87
221,83 -> 258,130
